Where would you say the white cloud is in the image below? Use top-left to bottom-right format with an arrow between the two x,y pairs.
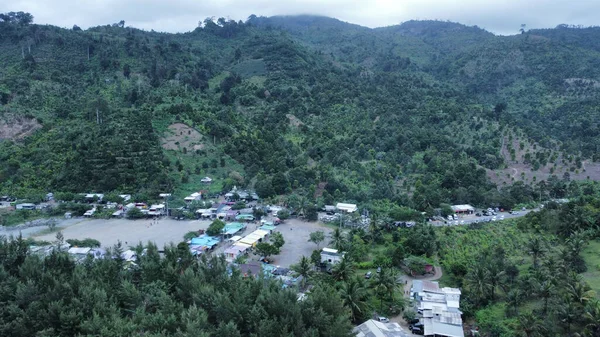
4,0 -> 600,35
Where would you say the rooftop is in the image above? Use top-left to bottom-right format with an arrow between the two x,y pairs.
353,319 -> 409,337
190,235 -> 221,248
424,317 -> 465,337
222,222 -> 246,235
451,204 -> 475,212
336,202 -> 358,212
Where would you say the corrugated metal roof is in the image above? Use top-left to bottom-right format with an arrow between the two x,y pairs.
353,320 -> 409,337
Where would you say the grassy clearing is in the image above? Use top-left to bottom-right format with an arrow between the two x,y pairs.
0,209 -> 49,227
208,71 -> 230,91
164,147 -> 244,202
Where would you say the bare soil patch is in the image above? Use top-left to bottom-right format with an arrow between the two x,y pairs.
286,114 -> 304,128
0,115 -> 41,140
161,123 -> 205,151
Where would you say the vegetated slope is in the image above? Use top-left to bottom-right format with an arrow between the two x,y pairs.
0,14 -> 598,211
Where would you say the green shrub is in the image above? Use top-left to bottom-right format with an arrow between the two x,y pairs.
355,261 -> 374,269
66,238 -> 101,247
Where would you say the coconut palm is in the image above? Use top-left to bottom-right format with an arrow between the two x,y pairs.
557,297 -> 578,336
567,280 -> 596,307
526,236 -> 546,268
536,280 -> 554,314
506,288 -> 524,317
339,277 -> 369,323
465,264 -> 492,305
292,256 -> 312,288
332,255 -> 354,282
372,267 -> 399,311
583,300 -> 600,337
516,311 -> 546,337
330,228 -> 347,251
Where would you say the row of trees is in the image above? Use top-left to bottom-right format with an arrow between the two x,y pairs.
0,236 -> 354,337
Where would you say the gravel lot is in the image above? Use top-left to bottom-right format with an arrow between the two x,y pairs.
268,218 -> 334,268
30,218 -> 212,249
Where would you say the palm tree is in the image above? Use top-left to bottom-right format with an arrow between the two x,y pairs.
583,300 -> 600,337
465,265 -> 492,305
536,280 -> 554,314
516,311 -> 546,337
339,277 -> 369,323
486,262 -> 506,302
567,280 -> 596,307
506,289 -> 524,317
526,236 -> 546,268
292,256 -> 312,288
330,228 -> 346,251
332,255 -> 354,282
557,297 -> 578,336
372,267 -> 398,312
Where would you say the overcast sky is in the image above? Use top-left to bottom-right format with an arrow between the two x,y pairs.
5,0 -> 599,35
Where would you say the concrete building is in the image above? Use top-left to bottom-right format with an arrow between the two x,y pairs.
336,202 -> 358,213
184,192 -> 202,203
450,205 -> 475,214
412,280 -> 464,337
321,247 -> 344,264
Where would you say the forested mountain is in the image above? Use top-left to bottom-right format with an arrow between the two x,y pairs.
1,12 -> 600,211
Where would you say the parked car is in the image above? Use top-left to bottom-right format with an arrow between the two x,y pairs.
365,271 -> 372,279
411,326 -> 424,335
377,267 -> 381,273
499,215 -> 505,220
491,216 -> 497,221
377,316 -> 389,323
475,213 -> 481,216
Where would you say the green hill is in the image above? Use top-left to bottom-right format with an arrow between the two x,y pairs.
1,13 -> 599,210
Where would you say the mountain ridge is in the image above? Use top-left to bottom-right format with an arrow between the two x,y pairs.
0,13 -> 598,211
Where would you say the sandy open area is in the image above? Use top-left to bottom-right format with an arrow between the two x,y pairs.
20,215 -> 334,268
268,218 -> 334,268
31,218 -> 212,249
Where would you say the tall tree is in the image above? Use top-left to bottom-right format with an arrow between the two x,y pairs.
330,228 -> 346,251
339,277 -> 369,323
308,231 -> 325,248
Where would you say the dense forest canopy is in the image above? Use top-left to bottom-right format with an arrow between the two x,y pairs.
1,12 -> 600,212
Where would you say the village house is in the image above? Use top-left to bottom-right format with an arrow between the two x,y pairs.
450,204 -> 475,215
320,247 -> 344,265
336,202 -> 358,213
184,192 -> 202,203
411,280 -> 464,337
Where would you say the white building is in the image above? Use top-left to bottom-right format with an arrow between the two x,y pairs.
412,280 -> 464,337
119,194 -> 132,202
147,204 -> 165,216
336,202 -> 358,213
450,204 -> 475,214
184,192 -> 202,203
320,247 -> 344,264
83,207 -> 96,217
85,193 -> 104,202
